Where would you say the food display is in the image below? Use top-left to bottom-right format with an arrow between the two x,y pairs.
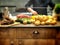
0,17 -> 14,25
15,14 -> 57,26
16,14 -> 31,24
31,15 -> 57,25
0,13 -> 57,26
0,7 -> 14,25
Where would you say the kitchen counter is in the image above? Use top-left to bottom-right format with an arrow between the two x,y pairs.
0,21 -> 60,45
0,21 -> 60,27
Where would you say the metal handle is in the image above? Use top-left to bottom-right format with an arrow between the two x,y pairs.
19,41 -> 23,45
19,42 -> 22,45
10,41 -> 14,45
33,30 -> 39,34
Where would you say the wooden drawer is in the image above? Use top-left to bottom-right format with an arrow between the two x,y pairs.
8,28 -> 17,38
10,39 -> 18,45
56,33 -> 60,39
0,39 -> 10,45
0,39 -> 18,45
16,28 -> 56,39
0,28 -> 9,39
56,39 -> 60,45
0,28 -> 17,39
0,39 -> 55,45
56,31 -> 60,39
47,39 -> 55,45
18,39 -> 55,45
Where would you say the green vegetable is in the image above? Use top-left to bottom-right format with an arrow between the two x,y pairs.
15,18 -> 31,24
15,18 -> 23,23
27,19 -> 31,24
54,4 -> 60,14
27,21 -> 31,24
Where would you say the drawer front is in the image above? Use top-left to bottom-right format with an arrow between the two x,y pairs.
47,39 -> 55,45
56,39 -> 60,45
56,32 -> 60,39
56,30 -> 60,39
10,39 -> 18,45
18,39 -> 55,45
16,28 -> 56,39
37,39 -> 55,45
0,39 -> 10,45
0,39 -> 55,45
0,39 -> 18,45
8,28 -> 17,38
0,28 -> 9,39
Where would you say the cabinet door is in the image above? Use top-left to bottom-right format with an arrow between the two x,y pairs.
35,39 -> 55,45
0,39 -> 10,45
10,39 -> 18,45
0,39 -> 19,45
16,28 -> 56,39
19,39 -> 55,45
8,28 -> 16,38
0,28 -> 9,38
47,39 -> 55,45
56,30 -> 60,39
56,39 -> 60,45
19,39 -> 35,45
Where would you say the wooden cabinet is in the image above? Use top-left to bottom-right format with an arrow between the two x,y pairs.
16,28 -> 56,39
8,28 -> 16,39
56,28 -> 60,45
56,32 -> 60,39
0,39 -> 10,45
0,27 -> 59,45
47,39 -> 55,45
0,39 -> 55,45
10,39 -> 18,45
56,39 -> 60,45
56,30 -> 60,39
20,39 -> 55,45
0,39 -> 19,45
0,28 -> 9,39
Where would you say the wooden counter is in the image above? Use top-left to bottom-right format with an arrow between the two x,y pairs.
0,21 -> 60,27
0,22 -> 60,45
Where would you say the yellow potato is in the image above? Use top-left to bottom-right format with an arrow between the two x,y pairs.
43,15 -> 48,21
23,20 -> 27,25
30,19 -> 35,23
34,20 -> 40,26
41,21 -> 46,25
45,19 -> 52,24
38,16 -> 43,21
35,16 -> 39,20
50,20 -> 57,25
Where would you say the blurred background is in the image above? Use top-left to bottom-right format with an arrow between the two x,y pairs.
0,0 -> 60,15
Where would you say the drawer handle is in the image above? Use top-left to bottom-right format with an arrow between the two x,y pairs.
33,30 -> 39,34
10,41 -> 14,45
19,42 -> 22,45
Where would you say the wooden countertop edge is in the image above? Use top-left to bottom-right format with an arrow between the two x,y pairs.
0,21 -> 60,27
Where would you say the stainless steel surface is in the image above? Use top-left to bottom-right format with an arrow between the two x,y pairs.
11,12 -> 32,16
